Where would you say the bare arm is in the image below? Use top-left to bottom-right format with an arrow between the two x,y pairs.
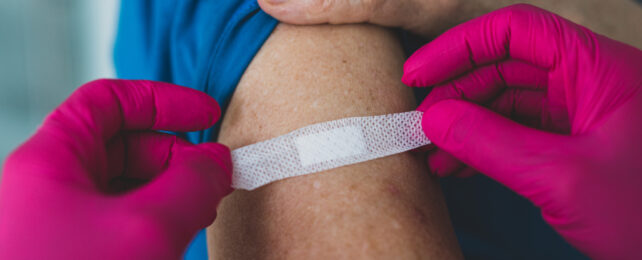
207,24 -> 462,259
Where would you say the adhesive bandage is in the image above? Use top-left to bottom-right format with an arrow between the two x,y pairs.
231,111 -> 430,190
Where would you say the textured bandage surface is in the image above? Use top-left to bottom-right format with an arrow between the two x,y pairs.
231,111 -> 430,190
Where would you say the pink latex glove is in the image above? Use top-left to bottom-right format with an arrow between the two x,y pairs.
0,79 -> 232,259
403,4 -> 642,260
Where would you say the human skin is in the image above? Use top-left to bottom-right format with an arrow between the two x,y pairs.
258,0 -> 642,48
257,0 -> 642,180
207,24 -> 463,259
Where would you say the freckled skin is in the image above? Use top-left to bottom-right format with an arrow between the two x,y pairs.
208,24 -> 462,259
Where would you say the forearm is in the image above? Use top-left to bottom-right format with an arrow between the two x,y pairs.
207,23 -> 462,259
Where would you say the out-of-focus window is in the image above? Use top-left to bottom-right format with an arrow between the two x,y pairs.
0,0 -> 119,165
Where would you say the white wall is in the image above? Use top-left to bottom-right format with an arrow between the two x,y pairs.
0,0 -> 119,166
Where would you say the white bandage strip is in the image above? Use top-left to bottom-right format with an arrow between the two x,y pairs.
231,111 -> 430,190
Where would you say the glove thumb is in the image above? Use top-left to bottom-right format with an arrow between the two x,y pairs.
422,99 -> 570,195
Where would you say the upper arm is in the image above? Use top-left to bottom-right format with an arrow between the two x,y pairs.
208,23 -> 462,259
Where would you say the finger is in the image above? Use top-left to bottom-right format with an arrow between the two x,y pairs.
125,142 -> 233,232
47,79 -> 220,141
417,60 -> 548,111
403,4 -> 572,87
258,0 -> 461,37
258,0 -> 382,25
422,99 -> 570,193
31,79 -> 219,182
427,149 -> 464,177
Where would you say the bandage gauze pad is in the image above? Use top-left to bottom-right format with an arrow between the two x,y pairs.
231,111 -> 430,190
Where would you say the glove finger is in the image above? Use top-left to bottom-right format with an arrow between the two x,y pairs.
417,60 -> 547,112
403,4 -> 570,87
125,142 -> 233,233
47,79 -> 220,142
30,79 -> 220,184
422,99 -> 570,194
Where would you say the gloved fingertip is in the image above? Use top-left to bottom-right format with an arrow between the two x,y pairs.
201,96 -> 222,127
402,60 -> 439,87
401,67 -> 421,87
422,99 -> 479,145
195,143 -> 234,193
422,100 -> 457,141
400,74 -> 413,86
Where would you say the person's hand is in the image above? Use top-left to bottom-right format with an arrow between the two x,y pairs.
258,0 -> 642,50
257,0 -> 473,37
403,4 -> 642,259
0,79 -> 233,259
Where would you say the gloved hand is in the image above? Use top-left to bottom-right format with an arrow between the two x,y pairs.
0,79 -> 233,259
403,4 -> 642,259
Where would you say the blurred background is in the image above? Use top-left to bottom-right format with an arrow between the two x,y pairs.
0,0 -> 119,164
